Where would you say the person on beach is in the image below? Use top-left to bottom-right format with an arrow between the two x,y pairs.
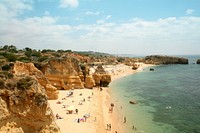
123,116 -> 126,123
132,125 -> 137,130
109,124 -> 111,131
75,109 -> 78,114
55,114 -> 63,119
109,106 -> 113,113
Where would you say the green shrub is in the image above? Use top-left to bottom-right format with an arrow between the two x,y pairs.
4,53 -> 17,62
38,56 -> 48,62
34,93 -> 47,106
6,82 -> 16,90
17,76 -> 34,90
2,64 -> 11,71
18,56 -> 31,62
0,71 -> 13,79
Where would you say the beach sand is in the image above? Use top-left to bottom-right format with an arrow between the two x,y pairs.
49,63 -> 153,133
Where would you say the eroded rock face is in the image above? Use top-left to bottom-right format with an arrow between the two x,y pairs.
132,63 -> 140,70
197,59 -> 200,64
93,65 -> 111,87
43,57 -> 84,90
13,61 -> 58,100
0,75 -> 60,133
84,75 -> 95,89
145,55 -> 188,65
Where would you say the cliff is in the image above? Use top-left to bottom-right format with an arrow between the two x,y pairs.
0,74 -> 60,133
42,57 -> 84,90
145,55 -> 188,65
197,59 -> 200,64
13,61 -> 59,100
93,65 -> 111,87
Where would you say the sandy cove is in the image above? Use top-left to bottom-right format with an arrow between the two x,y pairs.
49,63 -> 154,133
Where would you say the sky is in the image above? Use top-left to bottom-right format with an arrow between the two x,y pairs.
0,0 -> 200,55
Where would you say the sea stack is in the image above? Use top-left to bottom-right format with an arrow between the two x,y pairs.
197,59 -> 200,64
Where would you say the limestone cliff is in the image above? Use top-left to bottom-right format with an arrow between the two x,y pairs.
145,55 -> 188,65
0,74 -> 60,133
93,65 -> 111,87
84,75 -> 95,89
42,57 -> 84,90
13,61 -> 58,100
197,59 -> 200,64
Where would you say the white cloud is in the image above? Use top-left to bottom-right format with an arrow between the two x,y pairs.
0,0 -> 32,18
23,16 -> 57,25
186,9 -> 194,15
105,15 -> 112,20
1,16 -> 200,54
59,0 -> 79,8
85,11 -> 100,16
96,20 -> 105,24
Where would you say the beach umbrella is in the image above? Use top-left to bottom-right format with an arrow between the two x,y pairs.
67,105 -> 75,111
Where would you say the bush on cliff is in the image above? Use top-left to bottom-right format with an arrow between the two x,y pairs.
17,76 -> 34,90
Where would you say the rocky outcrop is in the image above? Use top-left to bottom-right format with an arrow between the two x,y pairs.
42,57 -> 84,90
132,63 -> 140,70
13,61 -> 59,100
0,74 -> 60,133
197,59 -> 200,64
0,122 -> 24,133
93,65 -> 111,87
84,75 -> 95,89
145,55 -> 188,65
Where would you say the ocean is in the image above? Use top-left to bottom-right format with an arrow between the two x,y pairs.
110,55 -> 200,133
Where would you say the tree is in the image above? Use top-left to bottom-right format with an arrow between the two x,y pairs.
4,53 -> 17,62
1,45 -> 17,53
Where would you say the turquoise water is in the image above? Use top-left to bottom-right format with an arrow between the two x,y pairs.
110,56 -> 200,133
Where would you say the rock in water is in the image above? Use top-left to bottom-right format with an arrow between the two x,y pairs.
197,59 -> 200,64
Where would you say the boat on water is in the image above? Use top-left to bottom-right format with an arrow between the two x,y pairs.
129,100 -> 137,104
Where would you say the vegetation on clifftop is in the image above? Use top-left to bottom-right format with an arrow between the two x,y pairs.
0,45 -> 144,71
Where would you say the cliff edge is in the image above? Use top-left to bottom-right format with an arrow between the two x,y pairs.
0,73 -> 60,133
13,61 -> 59,100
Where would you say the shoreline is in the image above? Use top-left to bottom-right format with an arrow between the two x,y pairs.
104,63 -> 155,133
49,63 -> 155,133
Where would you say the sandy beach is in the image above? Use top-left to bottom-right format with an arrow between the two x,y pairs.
49,63 -> 153,133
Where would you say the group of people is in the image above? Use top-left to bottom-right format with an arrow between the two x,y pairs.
55,114 -> 63,119
75,117 -> 85,123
